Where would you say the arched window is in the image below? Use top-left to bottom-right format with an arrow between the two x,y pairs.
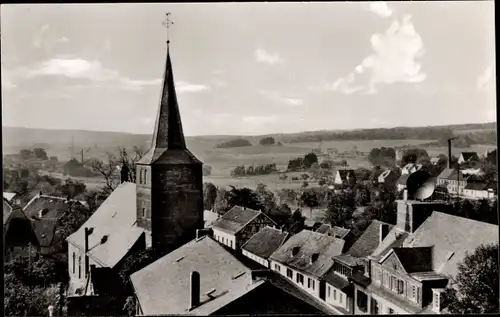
144,169 -> 148,184
139,168 -> 143,184
72,252 -> 76,274
78,256 -> 82,279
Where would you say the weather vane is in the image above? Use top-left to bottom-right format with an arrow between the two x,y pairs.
162,12 -> 174,44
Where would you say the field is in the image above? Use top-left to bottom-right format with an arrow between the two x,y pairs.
3,125 -> 496,192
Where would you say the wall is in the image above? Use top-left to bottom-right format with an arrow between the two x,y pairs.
270,260 -> 321,298
67,242 -> 100,296
213,229 -> 236,250
236,214 -> 276,249
325,283 -> 351,312
242,249 -> 269,268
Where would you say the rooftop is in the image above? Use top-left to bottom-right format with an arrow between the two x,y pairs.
67,182 -> 146,268
212,206 -> 274,234
346,220 -> 394,259
437,168 -> 468,181
269,229 -> 345,278
130,236 -> 260,316
23,194 -> 76,220
241,226 -> 289,260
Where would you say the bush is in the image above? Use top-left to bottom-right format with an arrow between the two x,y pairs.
216,138 -> 252,148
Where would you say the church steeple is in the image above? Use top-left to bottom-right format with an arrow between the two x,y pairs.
150,44 -> 186,150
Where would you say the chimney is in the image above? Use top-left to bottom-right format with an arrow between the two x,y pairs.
448,139 -> 452,169
120,163 -> 129,183
190,271 -> 200,310
379,223 -> 390,244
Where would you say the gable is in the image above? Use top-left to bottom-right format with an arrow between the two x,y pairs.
380,252 -> 406,274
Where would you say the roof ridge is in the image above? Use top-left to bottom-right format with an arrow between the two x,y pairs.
431,211 -> 499,228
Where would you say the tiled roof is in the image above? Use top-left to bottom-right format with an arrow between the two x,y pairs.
401,163 -> 422,175
269,230 -> 345,278
390,247 -> 434,273
3,192 -> 17,202
3,199 -> 13,225
346,220 -> 394,259
22,195 -> 75,220
460,152 -> 479,161
212,206 -> 274,234
337,169 -> 356,181
67,182 -> 146,268
402,211 -> 498,279
437,168 -> 468,181
370,226 -> 409,260
241,226 -> 289,259
315,224 -> 351,239
396,174 -> 410,185
333,254 -> 365,267
130,236 -> 261,316
31,218 -> 58,247
464,182 -> 488,190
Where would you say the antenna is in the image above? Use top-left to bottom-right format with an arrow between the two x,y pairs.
406,170 -> 435,201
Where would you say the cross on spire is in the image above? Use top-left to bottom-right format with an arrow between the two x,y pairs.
162,12 -> 174,44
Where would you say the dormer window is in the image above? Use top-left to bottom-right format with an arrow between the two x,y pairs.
311,253 -> 319,263
292,246 -> 300,256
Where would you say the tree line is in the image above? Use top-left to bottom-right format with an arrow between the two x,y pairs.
231,163 -> 278,177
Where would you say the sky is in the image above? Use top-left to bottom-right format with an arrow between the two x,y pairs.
1,2 -> 496,136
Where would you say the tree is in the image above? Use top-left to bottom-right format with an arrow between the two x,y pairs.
54,179 -> 87,199
299,190 -> 319,213
19,149 -> 34,160
355,185 -> 370,207
368,147 -> 396,167
442,243 -> 498,314
303,152 -> 318,169
118,146 -> 145,183
54,204 -> 93,252
255,183 -> 277,215
287,157 -> 304,171
285,209 -> 305,235
227,186 -> 263,211
33,148 -> 49,160
202,165 -> 212,176
259,137 -> 276,146
400,148 -> 429,166
203,182 -> 218,211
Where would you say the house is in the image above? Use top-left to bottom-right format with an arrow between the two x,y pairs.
3,191 -> 21,206
462,176 -> 496,199
269,229 -> 345,299
316,224 -> 351,240
22,194 -> 83,256
66,182 -> 148,297
458,152 -> 479,164
436,168 -> 469,196
241,226 -> 289,268
334,169 -> 356,186
484,149 -> 497,164
130,234 -> 332,316
322,220 -> 394,315
3,205 -> 39,262
350,199 -> 498,315
378,170 -> 399,188
430,157 -> 440,165
211,206 -> 276,250
400,163 -> 422,175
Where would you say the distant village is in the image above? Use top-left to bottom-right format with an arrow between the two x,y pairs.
3,41 -> 499,316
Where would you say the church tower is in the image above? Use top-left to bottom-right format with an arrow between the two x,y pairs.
135,37 -> 203,252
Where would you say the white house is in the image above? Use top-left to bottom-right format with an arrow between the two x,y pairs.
241,226 -> 289,268
212,206 -> 276,250
269,230 -> 345,299
457,152 -> 479,164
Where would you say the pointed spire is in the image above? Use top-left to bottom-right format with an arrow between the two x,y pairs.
150,45 -> 186,150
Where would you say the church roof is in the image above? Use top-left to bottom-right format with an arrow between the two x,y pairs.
138,45 -> 201,165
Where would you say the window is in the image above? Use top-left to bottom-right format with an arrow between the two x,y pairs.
230,240 -> 233,248
371,299 -> 380,315
308,278 -> 312,288
78,256 -> 82,279
433,293 -> 440,311
356,290 -> 368,313
334,289 -> 337,300
327,286 -> 330,297
144,169 -> 147,184
297,273 -> 304,285
383,272 -> 390,288
312,279 -> 315,290
397,280 -> 404,295
142,208 -> 146,218
411,285 -> 416,299
391,276 -> 397,292
139,169 -> 143,184
275,264 -> 281,272
287,268 -> 293,279
375,268 -> 382,282
339,293 -> 343,304
72,252 -> 76,274
388,308 -> 394,314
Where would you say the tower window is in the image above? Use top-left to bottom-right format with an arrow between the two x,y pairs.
144,169 -> 148,184
72,252 -> 75,274
139,168 -> 143,184
142,208 -> 146,218
78,256 -> 82,279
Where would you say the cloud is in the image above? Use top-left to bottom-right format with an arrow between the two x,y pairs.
2,79 -> 18,90
33,24 -> 50,48
22,58 -> 208,93
367,2 -> 393,18
242,115 -> 277,124
259,90 -> 303,106
255,48 -> 283,65
176,81 -> 209,93
477,66 -> 494,91
55,37 -> 69,43
311,14 -> 425,95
